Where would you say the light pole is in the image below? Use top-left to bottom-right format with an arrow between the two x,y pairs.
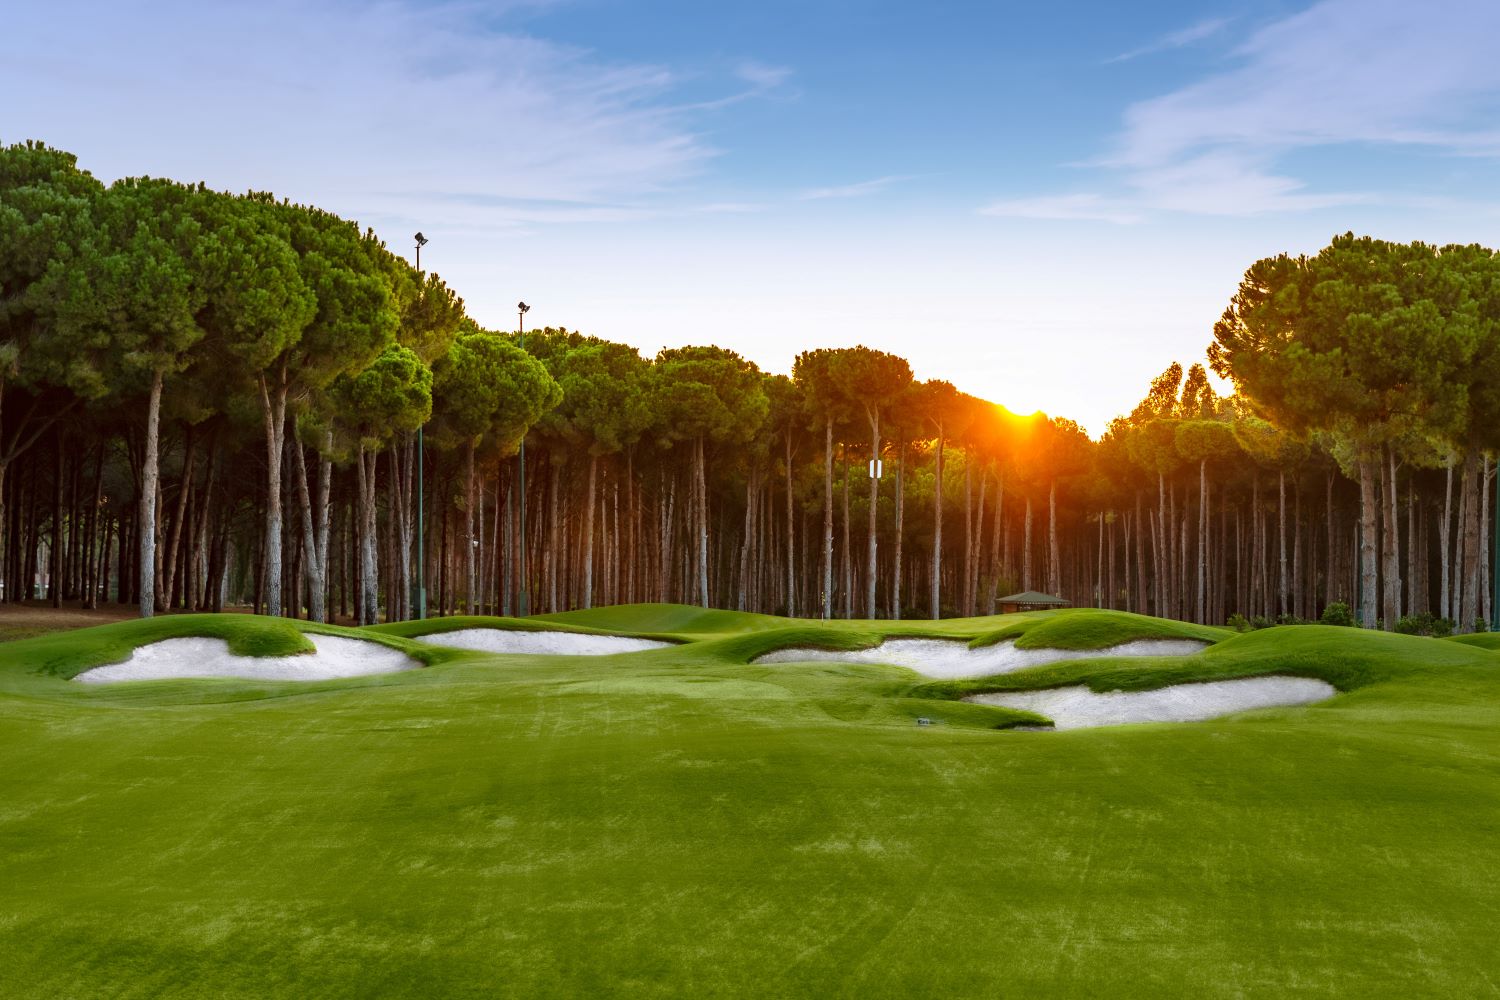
517,301 -> 530,617
413,232 -> 428,620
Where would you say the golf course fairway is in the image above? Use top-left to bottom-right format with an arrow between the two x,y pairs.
2,605 -> 1497,997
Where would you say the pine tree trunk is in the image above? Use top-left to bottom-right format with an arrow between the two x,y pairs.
502,478 -> 514,616
738,465 -> 754,612
840,454 -> 851,619
257,364 -> 289,618
971,468 -> 987,615
1456,464 -> 1468,623
49,431 -> 61,607
626,449 -> 637,606
1197,458 -> 1208,622
1406,484 -> 1418,616
292,437 -> 325,622
1483,457 -> 1493,628
1440,462 -> 1453,621
1098,512 -> 1110,605
696,437 -> 709,608
1155,472 -> 1167,616
1357,457 -> 1379,629
1278,469 -> 1289,618
1381,445 -> 1401,628
1325,472 -> 1337,609
1460,447 -> 1483,631
865,408 -> 880,619
1134,492 -> 1146,615
893,443 -> 905,619
962,456 -> 973,614
397,434 -> 417,621
548,459 -> 562,612
659,472 -> 675,604
1048,479 -> 1060,596
192,448 -> 217,610
1293,485 -> 1303,620
316,433 -> 332,619
1104,515 -> 1116,611
988,471 -> 1005,613
498,464 -> 510,614
1250,476 -> 1262,618
931,430 -> 944,619
161,424 -> 197,612
139,370 -> 164,618
1022,494 -> 1033,592
82,445 -> 104,609
385,449 -> 402,623
784,432 -> 795,616
356,446 -> 379,624
467,440 -> 481,613
823,417 -> 834,620
1165,481 -> 1176,618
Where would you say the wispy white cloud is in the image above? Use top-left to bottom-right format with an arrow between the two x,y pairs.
694,201 -> 767,214
0,0 -> 787,230
1104,16 -> 1231,64
675,59 -> 795,113
980,193 -> 1143,225
1110,0 -> 1500,171
735,61 -> 794,92
987,0 -> 1500,224
799,175 -> 907,200
1126,153 -> 1371,216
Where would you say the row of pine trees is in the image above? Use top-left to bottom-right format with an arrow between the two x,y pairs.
4,145 -> 1498,630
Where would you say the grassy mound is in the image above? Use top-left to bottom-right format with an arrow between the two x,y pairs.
1,605 -> 1498,997
370,613 -> 683,645
915,624 -> 1499,702
968,608 -> 1228,650
1445,631 -> 1500,649
0,613 -> 317,680
0,614 -> 454,694
536,602 -> 795,636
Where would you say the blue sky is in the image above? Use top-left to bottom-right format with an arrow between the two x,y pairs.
7,0 -> 1500,432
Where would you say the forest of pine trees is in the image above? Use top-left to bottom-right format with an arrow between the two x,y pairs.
4,144 -> 1499,631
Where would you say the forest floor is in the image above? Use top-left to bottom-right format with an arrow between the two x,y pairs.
1,606 -> 1497,998
0,602 -> 369,643
0,602 -> 137,641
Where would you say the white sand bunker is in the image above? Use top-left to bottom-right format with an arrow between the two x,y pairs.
417,629 -> 671,656
967,676 -> 1336,729
75,635 -> 419,684
753,637 -> 1208,680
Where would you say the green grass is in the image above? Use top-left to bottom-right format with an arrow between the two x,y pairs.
968,607 -> 1230,650
1444,631 -> 1500,649
370,612 -> 686,646
1,606 -> 1497,997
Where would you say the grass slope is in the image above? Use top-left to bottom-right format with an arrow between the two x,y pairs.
370,611 -> 685,645
0,607 -> 1497,998
970,608 -> 1229,650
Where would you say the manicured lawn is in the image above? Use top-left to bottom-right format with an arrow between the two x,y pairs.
1,606 -> 1497,997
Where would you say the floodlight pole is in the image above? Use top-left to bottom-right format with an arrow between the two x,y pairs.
517,301 -> 530,617
1493,473 -> 1499,632
413,233 -> 428,621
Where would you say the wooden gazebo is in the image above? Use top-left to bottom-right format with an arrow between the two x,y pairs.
996,590 -> 1071,614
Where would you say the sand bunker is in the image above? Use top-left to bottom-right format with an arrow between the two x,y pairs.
967,675 -> 1336,729
74,634 -> 419,684
752,637 -> 1207,680
416,629 -> 671,656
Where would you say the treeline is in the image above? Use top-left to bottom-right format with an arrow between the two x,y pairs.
2,145 -> 1497,630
